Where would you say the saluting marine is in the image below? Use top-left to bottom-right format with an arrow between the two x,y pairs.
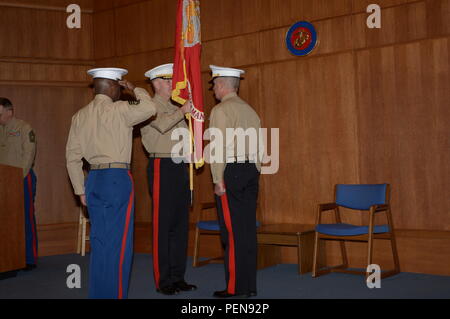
0,98 -> 38,270
141,64 -> 197,295
208,65 -> 263,298
66,68 -> 157,299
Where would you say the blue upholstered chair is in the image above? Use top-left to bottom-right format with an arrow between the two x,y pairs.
312,184 -> 400,278
192,202 -> 261,267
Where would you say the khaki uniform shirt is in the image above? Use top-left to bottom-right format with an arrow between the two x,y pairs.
140,94 -> 188,156
0,117 -> 36,177
209,92 -> 262,184
66,88 -> 156,195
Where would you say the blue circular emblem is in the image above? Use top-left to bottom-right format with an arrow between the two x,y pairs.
286,21 -> 318,56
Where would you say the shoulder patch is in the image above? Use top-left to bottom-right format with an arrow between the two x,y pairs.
128,100 -> 141,106
29,130 -> 36,143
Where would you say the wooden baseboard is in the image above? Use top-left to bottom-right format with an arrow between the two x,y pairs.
37,223 -> 78,257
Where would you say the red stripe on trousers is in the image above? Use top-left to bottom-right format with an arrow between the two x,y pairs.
221,193 -> 236,295
118,171 -> 134,299
152,159 -> 161,289
27,174 -> 37,262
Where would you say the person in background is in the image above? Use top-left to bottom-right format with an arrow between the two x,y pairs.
0,97 -> 38,271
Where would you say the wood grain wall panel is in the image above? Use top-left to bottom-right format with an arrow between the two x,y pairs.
0,62 -> 92,82
426,0 -> 450,37
0,0 -> 93,11
114,0 -> 177,56
353,1 -> 428,50
93,9 -> 116,60
353,0 -> 420,12
115,0 -> 145,8
261,0 -> 354,30
113,48 -> 174,81
93,0 -> 115,12
201,0 -> 262,41
0,7 -> 93,60
201,33 -> 260,71
356,38 -> 450,231
37,223 -> 78,256
259,0 -> 351,30
259,53 -> 360,225
94,57 -> 121,69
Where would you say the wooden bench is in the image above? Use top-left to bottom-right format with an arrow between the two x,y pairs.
257,224 -> 316,274
193,202 -> 318,274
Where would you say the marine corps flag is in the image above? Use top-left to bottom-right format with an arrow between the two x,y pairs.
172,0 -> 204,169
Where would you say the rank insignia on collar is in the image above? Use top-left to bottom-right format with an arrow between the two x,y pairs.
128,100 -> 141,105
29,131 -> 36,143
286,21 -> 318,56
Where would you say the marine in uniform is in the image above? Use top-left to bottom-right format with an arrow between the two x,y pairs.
66,68 -> 157,299
142,64 -> 197,295
208,65 -> 263,298
0,98 -> 38,270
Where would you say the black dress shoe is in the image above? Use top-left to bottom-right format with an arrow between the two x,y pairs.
173,281 -> 197,291
156,285 -> 180,295
213,290 -> 249,298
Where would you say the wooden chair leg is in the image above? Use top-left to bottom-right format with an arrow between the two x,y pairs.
192,227 -> 200,267
367,211 -> 375,277
367,237 -> 374,278
81,216 -> 87,257
77,210 -> 83,254
312,232 -> 320,277
339,240 -> 348,268
387,209 -> 400,273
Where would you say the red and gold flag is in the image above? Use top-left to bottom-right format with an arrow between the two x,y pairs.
172,0 -> 204,168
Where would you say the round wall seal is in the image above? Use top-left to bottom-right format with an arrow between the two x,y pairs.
286,21 -> 318,56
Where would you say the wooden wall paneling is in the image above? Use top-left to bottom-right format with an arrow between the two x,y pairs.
201,33 -> 260,71
95,57 -> 121,68
0,0 -> 93,11
37,223 -> 78,256
352,1 -> 427,50
426,0 -> 450,37
93,9 -> 116,60
260,0 -> 354,30
259,53 -> 360,225
0,7 -> 93,60
258,0 -> 304,30
356,38 -> 450,231
113,0 -> 177,57
93,0 -> 115,12
201,0 -> 262,41
115,48 -> 175,82
352,0 -> 427,12
0,62 -> 92,82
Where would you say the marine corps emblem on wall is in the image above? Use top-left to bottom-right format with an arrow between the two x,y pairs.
286,21 -> 318,56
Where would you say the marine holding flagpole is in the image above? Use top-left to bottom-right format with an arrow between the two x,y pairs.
142,64 -> 197,295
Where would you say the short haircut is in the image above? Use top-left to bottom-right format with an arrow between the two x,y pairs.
222,77 -> 240,90
0,97 -> 13,109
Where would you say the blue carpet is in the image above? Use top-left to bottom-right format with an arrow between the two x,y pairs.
1,253 -> 449,299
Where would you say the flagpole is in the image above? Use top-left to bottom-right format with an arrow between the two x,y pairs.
187,113 -> 194,206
